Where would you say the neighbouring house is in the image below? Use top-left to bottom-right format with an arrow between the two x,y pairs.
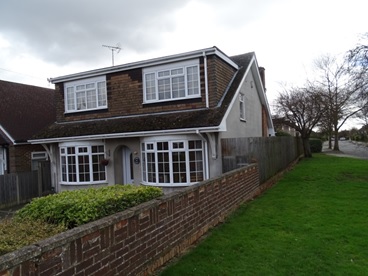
0,80 -> 55,175
272,117 -> 299,136
30,47 -> 275,192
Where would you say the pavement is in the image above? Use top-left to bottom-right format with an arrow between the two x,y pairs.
322,140 -> 368,160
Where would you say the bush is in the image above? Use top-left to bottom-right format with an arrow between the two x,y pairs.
275,131 -> 292,137
0,219 -> 66,255
16,185 -> 163,229
309,138 -> 323,153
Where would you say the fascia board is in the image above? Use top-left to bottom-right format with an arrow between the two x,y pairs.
0,124 -> 15,144
51,47 -> 239,83
29,126 -> 220,144
250,60 -> 275,130
219,55 -> 255,130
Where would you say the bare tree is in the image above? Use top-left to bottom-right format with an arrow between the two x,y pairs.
346,33 -> 368,125
314,54 -> 366,151
276,85 -> 325,157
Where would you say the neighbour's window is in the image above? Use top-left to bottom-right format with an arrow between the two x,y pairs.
64,76 -> 107,113
240,93 -> 246,121
143,59 -> 200,103
141,139 -> 204,186
31,151 -> 48,171
60,143 -> 106,184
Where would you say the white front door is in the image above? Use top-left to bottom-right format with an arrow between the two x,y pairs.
122,147 -> 134,184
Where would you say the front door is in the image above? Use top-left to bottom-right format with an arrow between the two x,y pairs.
122,147 -> 134,184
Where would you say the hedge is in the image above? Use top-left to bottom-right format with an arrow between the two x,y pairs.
15,185 -> 163,229
309,138 -> 323,153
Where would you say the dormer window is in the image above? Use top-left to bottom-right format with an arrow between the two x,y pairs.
143,59 -> 200,103
64,76 -> 107,113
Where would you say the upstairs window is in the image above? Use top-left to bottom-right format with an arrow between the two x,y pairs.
143,59 -> 200,103
64,76 -> 107,113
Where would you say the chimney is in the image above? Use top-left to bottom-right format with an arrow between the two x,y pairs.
258,67 -> 266,92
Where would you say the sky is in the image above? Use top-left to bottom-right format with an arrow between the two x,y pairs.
0,0 -> 367,121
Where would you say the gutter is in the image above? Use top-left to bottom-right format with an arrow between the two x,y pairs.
50,47 -> 239,84
29,126 -> 221,144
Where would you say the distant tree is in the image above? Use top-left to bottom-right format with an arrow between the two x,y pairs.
346,33 -> 368,126
275,85 -> 325,157
313,54 -> 366,151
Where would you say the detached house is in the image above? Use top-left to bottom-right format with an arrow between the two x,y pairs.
0,80 -> 55,175
30,47 -> 275,192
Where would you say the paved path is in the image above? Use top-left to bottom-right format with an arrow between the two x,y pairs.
0,204 -> 25,221
323,140 -> 368,160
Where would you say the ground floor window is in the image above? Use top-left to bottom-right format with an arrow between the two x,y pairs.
141,138 -> 205,186
60,142 -> 106,184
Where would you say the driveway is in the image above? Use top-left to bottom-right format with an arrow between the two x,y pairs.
323,140 -> 368,160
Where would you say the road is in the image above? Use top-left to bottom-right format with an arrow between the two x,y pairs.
323,140 -> 368,160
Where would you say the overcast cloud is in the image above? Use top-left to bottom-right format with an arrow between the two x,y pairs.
1,0 -> 367,116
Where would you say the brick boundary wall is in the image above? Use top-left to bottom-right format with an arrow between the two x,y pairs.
0,163 -> 278,276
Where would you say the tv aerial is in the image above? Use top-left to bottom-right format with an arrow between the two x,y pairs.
102,43 -> 121,66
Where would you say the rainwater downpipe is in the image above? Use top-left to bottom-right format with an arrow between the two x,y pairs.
203,51 -> 209,108
196,129 -> 210,179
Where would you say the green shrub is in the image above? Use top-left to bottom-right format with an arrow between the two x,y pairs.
275,131 -> 292,137
309,138 -> 323,153
16,185 -> 163,229
0,219 -> 66,255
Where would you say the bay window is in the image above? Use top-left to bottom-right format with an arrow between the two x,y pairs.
60,142 -> 106,184
141,138 -> 205,186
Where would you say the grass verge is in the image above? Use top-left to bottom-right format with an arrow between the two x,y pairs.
160,154 -> 368,275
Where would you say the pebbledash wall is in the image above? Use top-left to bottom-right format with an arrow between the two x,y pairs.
0,163 -> 276,276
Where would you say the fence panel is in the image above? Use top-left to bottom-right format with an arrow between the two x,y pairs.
17,171 -> 39,203
0,162 -> 52,208
0,174 -> 17,207
221,136 -> 303,183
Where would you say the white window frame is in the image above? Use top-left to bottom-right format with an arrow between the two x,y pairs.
59,141 -> 106,185
141,136 -> 206,187
239,93 -> 246,121
64,76 -> 107,113
143,59 -> 201,103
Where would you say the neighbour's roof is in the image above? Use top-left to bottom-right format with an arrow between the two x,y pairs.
32,52 -> 255,142
0,80 -> 56,144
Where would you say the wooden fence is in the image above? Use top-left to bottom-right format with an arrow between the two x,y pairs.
0,162 -> 52,209
222,136 -> 303,183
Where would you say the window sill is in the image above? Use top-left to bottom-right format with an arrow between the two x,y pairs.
60,182 -> 108,186
64,107 -> 108,115
143,95 -> 202,105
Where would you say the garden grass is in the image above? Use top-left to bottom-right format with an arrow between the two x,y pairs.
160,154 -> 368,275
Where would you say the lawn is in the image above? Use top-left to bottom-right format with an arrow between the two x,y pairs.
160,154 -> 368,275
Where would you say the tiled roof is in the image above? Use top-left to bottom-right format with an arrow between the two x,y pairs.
0,80 -> 56,143
32,52 -> 254,141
